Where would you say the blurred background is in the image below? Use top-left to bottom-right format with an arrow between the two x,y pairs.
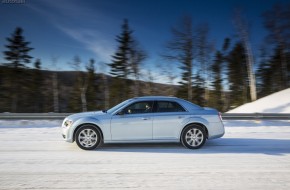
0,0 -> 289,113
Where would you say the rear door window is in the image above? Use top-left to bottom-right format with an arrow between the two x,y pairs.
156,101 -> 186,112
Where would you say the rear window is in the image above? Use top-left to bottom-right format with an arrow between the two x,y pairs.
156,101 -> 186,112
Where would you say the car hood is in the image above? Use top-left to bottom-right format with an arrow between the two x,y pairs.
66,111 -> 106,121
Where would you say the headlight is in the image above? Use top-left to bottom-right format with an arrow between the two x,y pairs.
64,119 -> 73,128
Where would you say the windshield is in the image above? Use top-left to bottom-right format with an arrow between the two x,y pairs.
106,99 -> 133,114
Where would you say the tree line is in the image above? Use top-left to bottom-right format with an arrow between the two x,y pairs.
0,5 -> 289,113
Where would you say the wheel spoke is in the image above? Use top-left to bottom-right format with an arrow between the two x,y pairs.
187,130 -> 193,136
184,127 -> 205,148
188,139 -> 193,145
85,129 -> 90,136
196,131 -> 202,136
80,131 -> 86,137
81,140 -> 88,147
78,128 -> 99,148
196,136 -> 203,141
87,140 -> 92,146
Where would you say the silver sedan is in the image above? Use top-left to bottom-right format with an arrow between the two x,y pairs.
61,96 -> 224,150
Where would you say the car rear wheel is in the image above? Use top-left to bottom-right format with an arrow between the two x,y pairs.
181,125 -> 206,149
75,125 -> 102,150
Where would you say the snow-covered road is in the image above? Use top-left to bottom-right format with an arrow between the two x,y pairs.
0,120 -> 290,190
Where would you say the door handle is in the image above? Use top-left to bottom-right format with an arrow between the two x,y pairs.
142,117 -> 149,120
178,116 -> 184,119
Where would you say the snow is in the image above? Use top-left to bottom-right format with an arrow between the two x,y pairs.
228,88 -> 290,113
0,119 -> 290,190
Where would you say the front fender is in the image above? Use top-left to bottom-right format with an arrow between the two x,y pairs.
68,117 -> 103,142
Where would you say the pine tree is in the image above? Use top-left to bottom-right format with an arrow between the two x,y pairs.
263,4 -> 290,89
108,19 -> 146,106
257,59 -> 273,97
256,46 -> 273,97
210,38 -> 230,111
108,19 -> 132,78
3,27 -> 33,112
0,65 -> 10,112
211,51 -> 224,111
108,19 -> 133,105
258,47 -> 287,97
226,42 -> 250,108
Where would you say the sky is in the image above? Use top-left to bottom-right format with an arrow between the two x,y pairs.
0,0 -> 289,83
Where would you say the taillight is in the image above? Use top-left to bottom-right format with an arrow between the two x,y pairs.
219,112 -> 223,121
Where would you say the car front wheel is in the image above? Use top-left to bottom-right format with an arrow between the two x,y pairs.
181,125 -> 206,149
75,125 -> 102,150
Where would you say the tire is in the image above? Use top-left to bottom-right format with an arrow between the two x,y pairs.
181,124 -> 206,149
75,125 -> 102,150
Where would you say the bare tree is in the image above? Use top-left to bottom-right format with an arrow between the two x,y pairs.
102,73 -> 109,109
158,63 -> 177,96
80,79 -> 88,112
130,42 -> 147,97
99,62 -> 110,109
51,56 -> 59,112
163,16 -> 195,101
143,69 -> 155,95
68,56 -> 88,112
195,24 -> 213,105
234,10 -> 257,101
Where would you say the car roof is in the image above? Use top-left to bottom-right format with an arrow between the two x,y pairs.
132,96 -> 177,100
130,96 -> 202,110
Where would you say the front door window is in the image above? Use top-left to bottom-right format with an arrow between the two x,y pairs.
123,101 -> 154,114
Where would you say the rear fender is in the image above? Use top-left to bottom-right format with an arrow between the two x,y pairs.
179,116 -> 209,137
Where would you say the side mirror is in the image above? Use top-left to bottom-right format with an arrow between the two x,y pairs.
117,110 -> 124,115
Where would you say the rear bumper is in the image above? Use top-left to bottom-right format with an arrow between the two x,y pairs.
208,121 -> 225,140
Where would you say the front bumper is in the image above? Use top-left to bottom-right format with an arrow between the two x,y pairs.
61,122 -> 74,143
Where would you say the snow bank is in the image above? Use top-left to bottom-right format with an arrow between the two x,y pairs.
228,88 -> 290,113
0,119 -> 62,128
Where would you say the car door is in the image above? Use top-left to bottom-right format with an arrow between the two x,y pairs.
110,101 -> 154,141
153,101 -> 188,140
